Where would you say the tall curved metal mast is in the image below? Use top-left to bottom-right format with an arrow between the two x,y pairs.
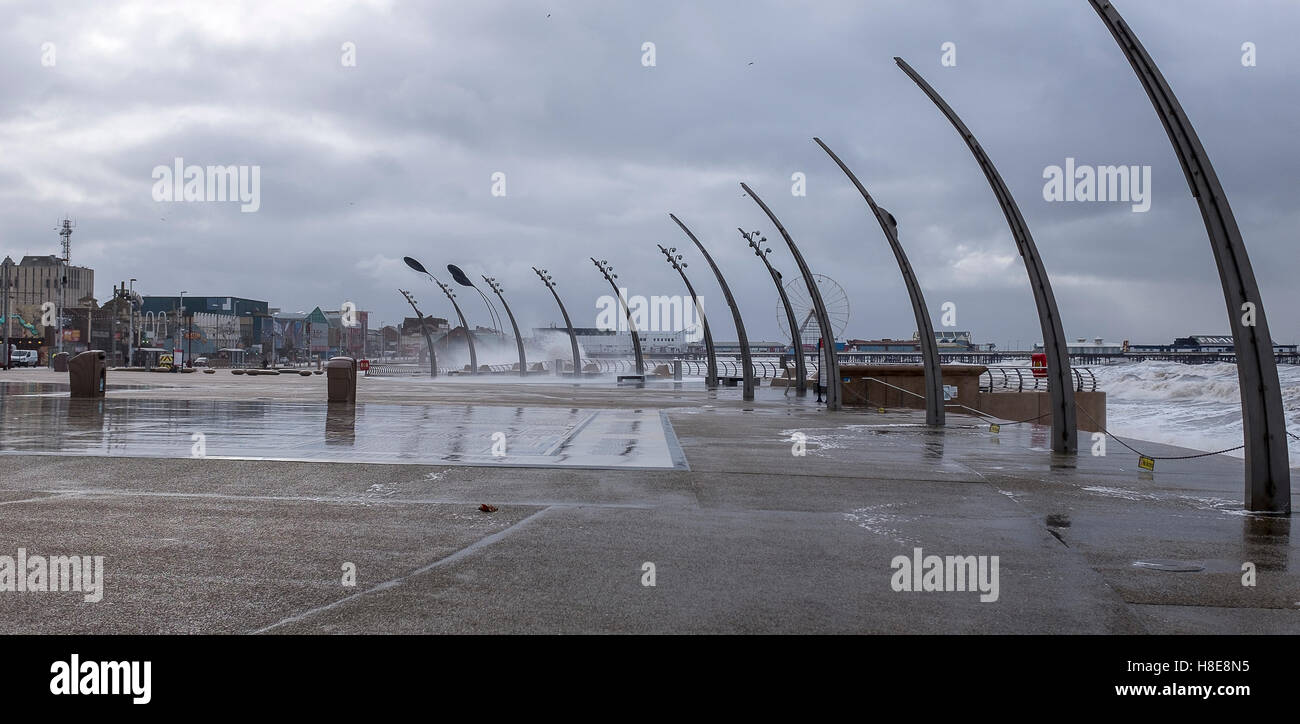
741,228 -> 807,397
591,258 -> 644,375
738,185 -> 841,410
894,57 -> 1075,451
403,255 -> 476,374
482,275 -> 526,377
657,243 -> 718,389
532,266 -> 581,375
814,137 -> 943,425
398,288 -> 437,377
434,278 -> 479,375
669,214 -> 754,402
1087,1 -> 1289,512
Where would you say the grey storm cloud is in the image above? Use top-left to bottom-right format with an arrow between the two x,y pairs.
0,0 -> 1296,348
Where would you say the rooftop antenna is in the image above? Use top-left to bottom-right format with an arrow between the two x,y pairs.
57,217 -> 74,263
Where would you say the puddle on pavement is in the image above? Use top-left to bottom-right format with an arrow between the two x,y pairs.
0,386 -> 688,470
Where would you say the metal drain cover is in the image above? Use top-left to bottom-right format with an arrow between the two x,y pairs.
1132,560 -> 1205,572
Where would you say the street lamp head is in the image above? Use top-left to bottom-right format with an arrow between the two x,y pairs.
448,264 -> 476,287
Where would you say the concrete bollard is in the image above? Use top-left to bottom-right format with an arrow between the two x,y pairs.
673,359 -> 683,381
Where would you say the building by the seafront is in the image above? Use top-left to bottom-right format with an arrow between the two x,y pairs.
1126,334 -> 1297,356
1,254 -> 98,361
140,295 -> 270,363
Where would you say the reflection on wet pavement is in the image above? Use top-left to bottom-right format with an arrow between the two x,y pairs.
0,388 -> 688,470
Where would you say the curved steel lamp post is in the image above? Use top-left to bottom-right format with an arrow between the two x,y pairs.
532,266 -> 581,375
741,228 -> 808,397
449,264 -> 504,339
591,258 -> 644,376
894,57 -> 1074,450
1088,0 -> 1289,512
482,275 -> 526,377
397,288 -> 437,377
656,243 -> 718,390
737,186 -> 840,409
404,256 -> 478,375
668,214 -> 754,402
814,137 -> 944,425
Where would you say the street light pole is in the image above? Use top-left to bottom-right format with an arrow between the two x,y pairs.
895,57 -> 1074,449
482,275 -> 527,377
668,214 -> 754,402
399,289 -> 437,377
532,267 -> 582,375
176,290 -> 187,368
402,257 -> 477,374
1086,0 -> 1288,511
814,137 -> 944,425
736,188 -> 837,408
741,229 -> 807,396
128,278 -> 136,367
591,258 -> 644,376
656,243 -> 717,390
2,257 -> 12,369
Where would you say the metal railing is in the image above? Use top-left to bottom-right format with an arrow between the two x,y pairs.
363,358 -> 1098,395
675,359 -> 783,378
978,366 -> 1096,393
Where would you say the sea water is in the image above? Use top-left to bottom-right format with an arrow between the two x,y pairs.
1087,361 -> 1300,467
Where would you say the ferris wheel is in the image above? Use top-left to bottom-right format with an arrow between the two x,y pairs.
776,274 -> 850,347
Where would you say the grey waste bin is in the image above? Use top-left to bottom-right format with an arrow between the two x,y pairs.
51,352 -> 70,372
326,356 -> 357,403
69,350 -> 106,398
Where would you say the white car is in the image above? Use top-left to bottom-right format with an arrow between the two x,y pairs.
8,350 -> 38,367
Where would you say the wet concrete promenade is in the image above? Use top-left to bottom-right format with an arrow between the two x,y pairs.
0,368 -> 1295,634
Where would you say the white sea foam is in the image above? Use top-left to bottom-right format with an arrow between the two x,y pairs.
1085,361 -> 1300,466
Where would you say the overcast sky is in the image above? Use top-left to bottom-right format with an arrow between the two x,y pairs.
1,0 -> 1297,349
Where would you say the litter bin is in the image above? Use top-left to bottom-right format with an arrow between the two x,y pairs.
51,352 -> 70,372
69,349 -> 106,398
326,356 -> 357,404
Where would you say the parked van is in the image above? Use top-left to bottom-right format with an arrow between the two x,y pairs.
7,347 -> 38,367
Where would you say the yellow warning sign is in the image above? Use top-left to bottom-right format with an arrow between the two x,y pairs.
160,354 -> 173,366
1138,456 -> 1156,471
988,423 -> 1001,434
